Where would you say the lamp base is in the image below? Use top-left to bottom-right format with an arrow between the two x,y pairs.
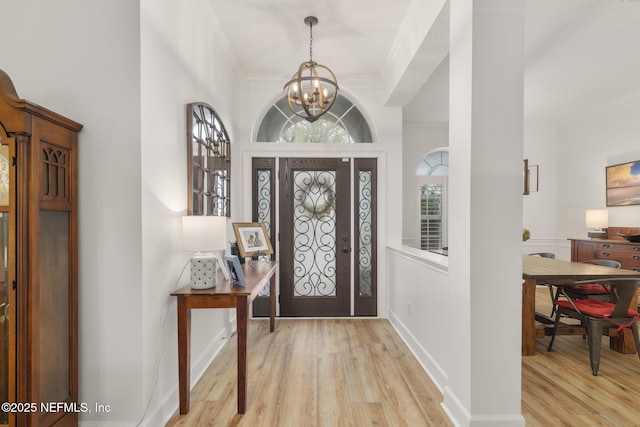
190,254 -> 217,289
588,230 -> 606,239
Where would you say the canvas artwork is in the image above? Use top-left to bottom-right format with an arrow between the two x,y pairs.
606,160 -> 640,206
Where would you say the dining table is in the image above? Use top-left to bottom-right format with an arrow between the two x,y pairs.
522,254 -> 640,355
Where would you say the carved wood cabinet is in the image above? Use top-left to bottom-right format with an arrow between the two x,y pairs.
570,227 -> 640,272
0,70 -> 82,426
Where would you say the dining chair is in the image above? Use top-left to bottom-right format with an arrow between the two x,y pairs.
528,252 -> 555,259
547,278 -> 640,376
549,260 -> 622,317
526,253 -> 557,309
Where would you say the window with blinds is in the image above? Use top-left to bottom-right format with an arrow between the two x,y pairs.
419,182 -> 444,250
415,148 -> 448,252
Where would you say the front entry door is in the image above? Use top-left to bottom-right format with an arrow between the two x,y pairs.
251,157 -> 377,317
279,158 -> 351,316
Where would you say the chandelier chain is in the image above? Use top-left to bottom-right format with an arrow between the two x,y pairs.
283,15 -> 338,122
309,21 -> 313,62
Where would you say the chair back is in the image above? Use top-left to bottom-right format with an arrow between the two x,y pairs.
570,278 -> 640,318
528,252 -> 555,259
610,279 -> 640,318
581,259 -> 621,269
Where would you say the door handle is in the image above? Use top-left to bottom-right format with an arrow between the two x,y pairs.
342,247 -> 352,254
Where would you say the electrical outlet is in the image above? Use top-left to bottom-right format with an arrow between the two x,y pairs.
407,301 -> 412,316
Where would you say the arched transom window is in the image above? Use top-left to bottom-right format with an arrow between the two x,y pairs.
256,95 -> 373,143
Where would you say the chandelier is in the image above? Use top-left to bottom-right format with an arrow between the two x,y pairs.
283,16 -> 339,123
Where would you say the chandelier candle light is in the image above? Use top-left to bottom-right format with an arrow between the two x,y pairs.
283,16 -> 339,122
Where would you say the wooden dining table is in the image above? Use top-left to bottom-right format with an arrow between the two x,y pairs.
522,254 -> 640,355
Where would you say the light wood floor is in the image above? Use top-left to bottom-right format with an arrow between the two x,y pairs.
166,289 -> 640,426
165,318 -> 452,426
522,287 -> 640,426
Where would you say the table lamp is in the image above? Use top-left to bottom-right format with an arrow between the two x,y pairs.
585,209 -> 608,239
182,216 -> 229,289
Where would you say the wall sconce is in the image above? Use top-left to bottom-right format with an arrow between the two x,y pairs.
585,209 -> 608,239
523,159 -> 539,195
182,216 -> 229,288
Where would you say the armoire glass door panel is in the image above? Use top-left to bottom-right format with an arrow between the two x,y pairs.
38,211 -> 70,403
0,213 -> 8,425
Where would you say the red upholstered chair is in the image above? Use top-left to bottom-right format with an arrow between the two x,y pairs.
550,259 -> 621,316
547,278 -> 640,376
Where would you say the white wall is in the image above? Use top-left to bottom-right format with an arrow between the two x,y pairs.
396,1 -> 526,426
523,124 -> 559,239
1,1 -> 239,425
387,248 -> 450,388
139,0 -> 238,426
557,100 -> 640,240
522,124 -> 564,257
1,1 -> 144,424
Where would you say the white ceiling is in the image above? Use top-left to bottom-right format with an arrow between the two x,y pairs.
207,0 -> 640,124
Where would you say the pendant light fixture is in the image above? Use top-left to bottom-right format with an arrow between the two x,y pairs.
283,16 -> 339,122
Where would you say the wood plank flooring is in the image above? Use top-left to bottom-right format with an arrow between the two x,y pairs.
166,290 -> 640,426
165,319 -> 452,426
522,286 -> 640,426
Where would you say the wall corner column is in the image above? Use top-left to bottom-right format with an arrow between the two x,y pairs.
443,0 -> 526,426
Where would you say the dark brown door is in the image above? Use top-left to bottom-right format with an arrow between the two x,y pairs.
279,158 -> 351,316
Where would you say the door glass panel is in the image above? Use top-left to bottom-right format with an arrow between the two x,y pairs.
293,171 -> 337,297
257,169 -> 272,297
358,171 -> 372,297
0,146 -> 9,207
39,211 -> 69,403
257,170 -> 272,231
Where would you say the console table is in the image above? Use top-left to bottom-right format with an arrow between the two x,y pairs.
171,260 -> 278,414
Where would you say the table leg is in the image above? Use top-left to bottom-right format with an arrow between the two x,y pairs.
177,297 -> 191,414
609,287 -> 639,353
236,296 -> 248,414
522,278 -> 537,356
269,274 -> 276,332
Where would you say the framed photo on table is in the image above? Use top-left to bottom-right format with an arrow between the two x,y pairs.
232,222 -> 274,258
224,255 -> 246,285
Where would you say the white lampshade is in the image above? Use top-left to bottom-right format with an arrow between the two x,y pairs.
182,215 -> 227,252
182,216 -> 228,288
585,210 -> 608,229
585,209 -> 608,239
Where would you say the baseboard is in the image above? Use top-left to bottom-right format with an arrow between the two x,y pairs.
134,326 -> 232,427
388,310 -> 447,393
442,387 -> 525,427
391,312 -> 525,427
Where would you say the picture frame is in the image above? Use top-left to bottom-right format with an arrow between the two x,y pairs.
224,254 -> 246,285
606,160 -> 640,207
523,159 -> 539,195
232,222 -> 274,258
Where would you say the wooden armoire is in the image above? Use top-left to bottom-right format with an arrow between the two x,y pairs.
0,69 -> 82,426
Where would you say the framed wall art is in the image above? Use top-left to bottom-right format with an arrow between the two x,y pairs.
606,160 -> 640,206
